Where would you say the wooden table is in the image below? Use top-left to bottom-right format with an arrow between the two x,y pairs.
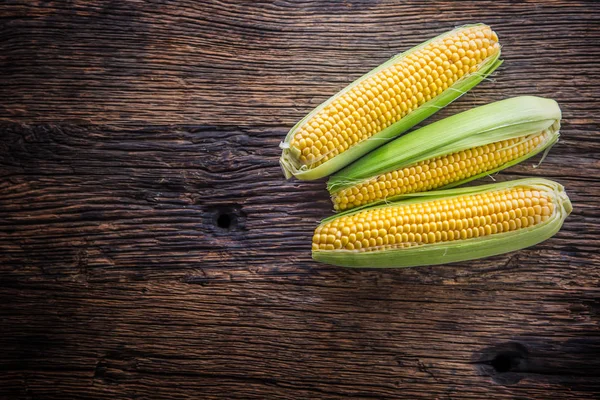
1,1 -> 599,399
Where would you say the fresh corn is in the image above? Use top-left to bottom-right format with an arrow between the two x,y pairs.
328,96 -> 561,211
312,178 -> 571,268
280,24 -> 502,180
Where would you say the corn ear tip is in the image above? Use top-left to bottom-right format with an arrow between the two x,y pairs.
280,141 -> 306,179
561,191 -> 573,215
551,181 -> 572,215
279,148 -> 294,180
280,160 -> 293,180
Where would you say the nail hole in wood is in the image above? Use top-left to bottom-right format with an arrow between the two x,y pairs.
206,205 -> 246,234
473,342 -> 529,385
217,213 -> 232,229
491,353 -> 515,373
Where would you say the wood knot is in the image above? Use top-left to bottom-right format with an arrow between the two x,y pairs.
490,351 -> 524,373
206,204 -> 246,234
216,212 -> 233,229
473,342 -> 529,385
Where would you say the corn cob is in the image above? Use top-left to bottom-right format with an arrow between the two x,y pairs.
328,96 -> 561,211
280,24 -> 502,180
312,178 -> 571,268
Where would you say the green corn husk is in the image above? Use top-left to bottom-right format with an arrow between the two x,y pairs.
328,96 -> 561,211
280,24 -> 503,181
312,178 -> 572,268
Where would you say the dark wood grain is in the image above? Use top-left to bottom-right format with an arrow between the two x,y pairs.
1,1 -> 599,399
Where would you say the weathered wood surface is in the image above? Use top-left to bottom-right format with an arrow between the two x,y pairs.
1,1 -> 599,399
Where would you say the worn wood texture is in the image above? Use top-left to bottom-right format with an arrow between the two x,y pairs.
1,1 -> 599,399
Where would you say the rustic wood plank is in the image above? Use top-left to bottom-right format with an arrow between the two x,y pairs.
1,122 -> 599,399
1,1 -> 599,399
1,0 -> 599,126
